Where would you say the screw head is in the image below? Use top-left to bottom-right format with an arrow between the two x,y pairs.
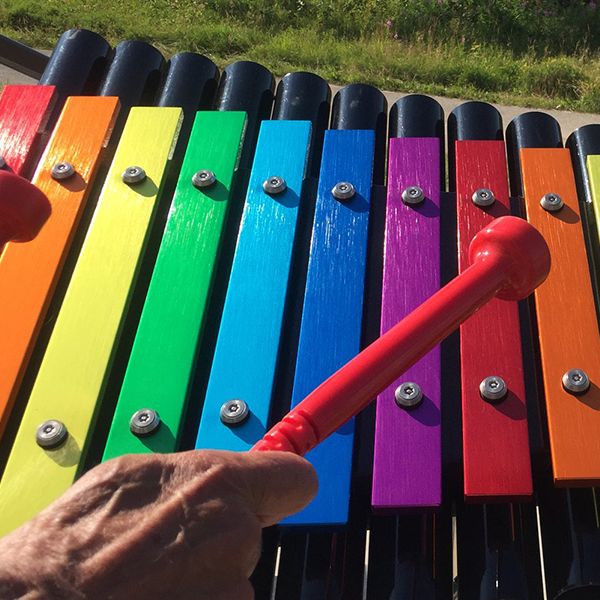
562,369 -> 590,394
35,419 -> 68,449
331,181 -> 355,201
394,382 -> 423,409
192,169 -> 216,189
129,409 -> 161,436
401,185 -> 425,205
472,188 -> 495,207
540,193 -> 564,212
262,176 -> 286,195
220,399 -> 250,425
479,375 -> 508,403
122,166 -> 146,184
51,162 -> 75,181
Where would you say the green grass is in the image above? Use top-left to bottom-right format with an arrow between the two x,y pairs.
3,0 -> 600,112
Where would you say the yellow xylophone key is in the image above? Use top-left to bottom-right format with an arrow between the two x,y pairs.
587,155 -> 600,252
0,107 -> 182,534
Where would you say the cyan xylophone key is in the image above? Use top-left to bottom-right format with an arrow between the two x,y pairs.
102,110 -> 247,460
195,119 -> 311,452
0,106 -> 182,534
0,96 -> 119,443
372,135 -> 443,510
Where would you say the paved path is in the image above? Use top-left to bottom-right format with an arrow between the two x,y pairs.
2,58 -> 599,139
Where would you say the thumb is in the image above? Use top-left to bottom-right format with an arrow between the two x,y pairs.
237,451 -> 318,526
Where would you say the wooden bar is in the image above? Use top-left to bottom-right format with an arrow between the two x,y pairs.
456,140 -> 532,499
0,96 -> 119,439
0,107 -> 181,535
194,120 -> 311,452
372,137 -> 442,510
284,129 -> 375,526
0,85 -> 56,175
103,111 -> 246,459
521,148 -> 600,485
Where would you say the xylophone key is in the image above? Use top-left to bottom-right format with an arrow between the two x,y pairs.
102,110 -> 247,460
0,85 -> 56,177
566,125 -> 600,307
0,106 -> 182,535
450,101 -> 532,500
372,134 -> 443,510
194,119 -> 312,452
519,144 -> 600,485
0,96 -> 120,442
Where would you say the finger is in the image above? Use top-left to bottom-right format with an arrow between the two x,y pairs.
235,451 -> 318,526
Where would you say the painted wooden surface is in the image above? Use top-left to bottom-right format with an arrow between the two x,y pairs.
456,140 -> 532,499
284,129 -> 375,526
588,155 -> 600,256
0,96 -> 119,439
103,111 -> 246,459
195,120 -> 311,452
0,85 -> 56,175
521,148 -> 600,485
0,107 -> 181,535
372,137 -> 442,510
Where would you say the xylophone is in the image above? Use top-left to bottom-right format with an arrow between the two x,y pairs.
1,28 -> 600,600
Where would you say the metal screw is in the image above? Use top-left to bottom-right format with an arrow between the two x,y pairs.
220,399 -> 250,425
394,382 -> 423,409
401,185 -> 425,205
122,166 -> 146,184
472,188 -> 495,207
51,162 -> 75,180
262,176 -> 286,195
540,193 -> 564,212
129,409 -> 161,437
479,375 -> 508,403
562,369 -> 590,394
332,181 -> 355,201
192,169 -> 216,189
35,419 -> 68,449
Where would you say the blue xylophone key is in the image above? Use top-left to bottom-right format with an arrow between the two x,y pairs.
283,129 -> 375,526
195,119 -> 311,451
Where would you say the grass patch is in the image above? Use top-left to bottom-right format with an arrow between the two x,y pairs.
2,0 -> 600,111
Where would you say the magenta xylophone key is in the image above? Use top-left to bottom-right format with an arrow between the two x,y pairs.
372,137 -> 442,509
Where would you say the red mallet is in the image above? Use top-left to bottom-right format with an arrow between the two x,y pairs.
253,216 -> 551,455
0,170 -> 50,249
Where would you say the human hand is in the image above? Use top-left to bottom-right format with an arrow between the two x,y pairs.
0,449 -> 317,599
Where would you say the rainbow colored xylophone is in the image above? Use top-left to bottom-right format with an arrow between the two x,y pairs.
1,28 -> 600,599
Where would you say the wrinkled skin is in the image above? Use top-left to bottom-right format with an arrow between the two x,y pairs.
0,450 -> 317,599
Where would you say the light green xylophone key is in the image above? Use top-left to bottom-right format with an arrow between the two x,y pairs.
102,111 -> 246,459
0,107 -> 182,535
